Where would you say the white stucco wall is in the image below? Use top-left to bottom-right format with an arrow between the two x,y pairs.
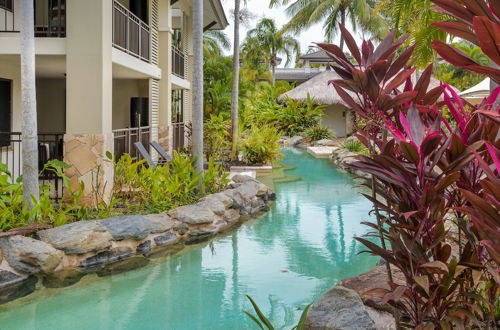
320,104 -> 350,138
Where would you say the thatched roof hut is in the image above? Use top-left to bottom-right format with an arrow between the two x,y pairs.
278,70 -> 451,105
277,71 -> 347,105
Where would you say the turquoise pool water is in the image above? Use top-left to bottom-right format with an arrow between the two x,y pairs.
0,148 -> 377,330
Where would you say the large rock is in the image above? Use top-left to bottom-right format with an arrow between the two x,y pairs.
97,256 -> 150,277
288,136 -> 305,146
79,247 -> 135,273
100,214 -> 176,241
0,270 -> 37,304
197,196 -> 227,216
305,286 -> 376,330
42,268 -> 85,288
0,235 -> 63,274
154,233 -> 179,247
314,139 -> 337,146
366,306 -> 397,330
168,204 -> 217,225
38,221 -> 112,255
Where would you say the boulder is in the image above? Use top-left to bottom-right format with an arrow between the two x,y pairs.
38,221 -> 112,255
185,228 -> 217,245
224,208 -> 240,223
42,268 -> 85,288
136,240 -> 152,255
366,306 -> 397,330
168,204 -> 217,225
101,214 -> 175,241
0,247 -> 3,263
79,247 -> 135,273
305,286 -> 376,330
314,139 -> 337,146
97,256 -> 150,277
231,174 -> 257,184
0,235 -> 63,274
288,136 -> 305,146
196,198 -> 226,216
154,233 -> 179,247
0,270 -> 37,304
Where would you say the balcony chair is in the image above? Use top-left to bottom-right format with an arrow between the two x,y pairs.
149,141 -> 172,165
133,142 -> 157,169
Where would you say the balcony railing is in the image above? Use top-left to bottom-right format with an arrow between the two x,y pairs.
112,126 -> 151,160
112,0 -> 150,63
0,132 -> 65,200
172,46 -> 185,78
34,0 -> 66,37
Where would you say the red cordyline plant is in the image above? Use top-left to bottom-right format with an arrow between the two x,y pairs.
316,2 -> 500,327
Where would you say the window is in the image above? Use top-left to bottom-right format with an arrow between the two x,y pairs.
0,0 -> 13,11
171,89 -> 184,123
0,79 -> 12,147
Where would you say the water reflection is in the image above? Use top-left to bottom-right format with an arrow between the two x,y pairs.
0,148 -> 377,330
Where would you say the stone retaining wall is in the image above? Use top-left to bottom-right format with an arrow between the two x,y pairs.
0,175 -> 275,305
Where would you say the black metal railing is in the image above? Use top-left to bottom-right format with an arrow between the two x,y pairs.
0,132 -> 65,200
112,126 -> 151,160
112,0 -> 150,62
172,46 -> 185,78
34,0 -> 66,37
172,122 -> 185,151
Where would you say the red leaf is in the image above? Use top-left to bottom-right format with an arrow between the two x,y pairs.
432,21 -> 478,44
431,0 -> 475,24
414,64 -> 433,102
339,24 -> 362,65
432,40 -> 477,67
486,143 -> 500,174
386,45 -> 415,79
315,43 -> 353,69
383,68 -> 416,93
473,16 -> 500,66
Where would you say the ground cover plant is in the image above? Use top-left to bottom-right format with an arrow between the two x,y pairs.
317,0 -> 499,327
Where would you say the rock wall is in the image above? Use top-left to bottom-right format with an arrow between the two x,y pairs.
0,175 -> 275,305
329,147 -> 370,179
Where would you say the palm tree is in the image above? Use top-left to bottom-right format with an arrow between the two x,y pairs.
192,0 -> 204,178
376,0 -> 448,67
230,0 -> 242,160
20,0 -> 39,210
203,30 -> 231,58
243,18 -> 300,85
269,0 -> 387,50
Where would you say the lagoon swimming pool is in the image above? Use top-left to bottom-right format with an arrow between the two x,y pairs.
0,148 -> 377,329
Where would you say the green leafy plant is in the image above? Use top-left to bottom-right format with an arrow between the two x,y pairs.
243,295 -> 311,330
241,125 -> 282,166
343,139 -> 369,156
304,126 -> 332,141
204,114 -> 231,162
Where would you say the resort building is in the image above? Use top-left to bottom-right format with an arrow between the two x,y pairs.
0,0 -> 228,200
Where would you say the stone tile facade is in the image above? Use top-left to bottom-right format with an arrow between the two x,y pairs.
63,133 -> 114,205
158,125 -> 170,153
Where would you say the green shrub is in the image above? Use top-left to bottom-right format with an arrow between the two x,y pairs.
241,125 -> 282,165
343,138 -> 369,155
241,83 -> 325,136
0,152 -> 230,231
204,114 -> 231,161
304,126 -> 332,141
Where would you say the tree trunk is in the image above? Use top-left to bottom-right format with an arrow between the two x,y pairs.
20,0 -> 39,212
192,0 -> 204,179
230,0 -> 241,161
339,9 -> 346,51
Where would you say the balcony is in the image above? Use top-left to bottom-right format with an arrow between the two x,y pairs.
112,126 -> 151,160
172,46 -> 185,78
112,0 -> 150,63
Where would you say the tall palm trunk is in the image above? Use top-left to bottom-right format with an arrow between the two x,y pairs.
339,9 -> 346,51
192,0 -> 204,179
230,0 -> 241,161
20,0 -> 39,211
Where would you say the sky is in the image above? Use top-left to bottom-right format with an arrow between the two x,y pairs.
219,0 -> 330,66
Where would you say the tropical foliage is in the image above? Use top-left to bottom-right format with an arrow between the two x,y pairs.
316,0 -> 499,325
242,18 -> 300,83
241,125 -> 282,166
270,0 -> 388,48
0,154 -> 229,232
304,125 -> 332,141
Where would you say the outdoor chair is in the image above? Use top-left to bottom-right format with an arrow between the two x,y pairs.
134,142 -> 157,169
149,141 -> 172,165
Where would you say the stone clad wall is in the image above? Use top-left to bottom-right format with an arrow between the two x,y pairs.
0,176 -> 275,305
